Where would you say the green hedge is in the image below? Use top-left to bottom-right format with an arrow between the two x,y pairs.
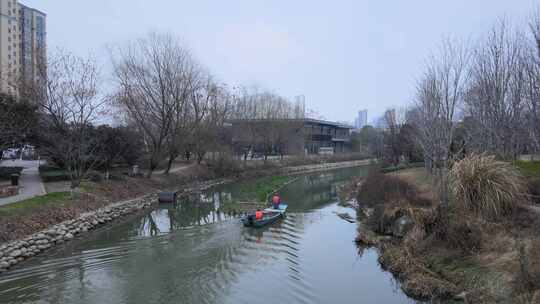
39,166 -> 70,182
0,167 -> 23,180
381,162 -> 425,173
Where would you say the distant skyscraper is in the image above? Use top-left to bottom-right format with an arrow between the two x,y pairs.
0,0 -> 46,96
355,109 -> 368,129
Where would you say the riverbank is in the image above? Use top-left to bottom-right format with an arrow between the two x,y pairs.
347,163 -> 540,303
0,167 -> 414,304
0,158 -> 372,274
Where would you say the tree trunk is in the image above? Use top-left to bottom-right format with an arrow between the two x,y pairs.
147,157 -> 158,178
164,153 -> 177,174
197,151 -> 204,164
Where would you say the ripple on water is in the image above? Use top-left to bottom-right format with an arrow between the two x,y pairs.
0,165 -> 416,304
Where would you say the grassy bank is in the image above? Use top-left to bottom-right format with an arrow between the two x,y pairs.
216,175 -> 294,214
236,175 -> 294,202
352,159 -> 540,303
515,160 -> 540,178
0,192 -> 71,217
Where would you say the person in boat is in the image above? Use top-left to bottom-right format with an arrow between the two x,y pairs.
255,209 -> 263,220
271,192 -> 281,209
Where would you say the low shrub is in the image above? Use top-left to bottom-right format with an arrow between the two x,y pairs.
527,178 -> 540,205
516,239 -> 540,293
38,165 -> 62,172
87,171 -> 103,182
0,166 -> 23,180
357,168 -> 428,208
40,170 -> 70,182
450,154 -> 527,219
509,205 -> 540,235
441,216 -> 482,254
381,162 -> 425,174
364,204 -> 386,234
206,156 -> 242,177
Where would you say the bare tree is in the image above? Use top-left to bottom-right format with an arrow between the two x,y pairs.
163,60 -> 208,173
381,108 -> 403,166
465,19 -> 527,160
524,8 -> 540,159
111,33 -> 199,177
413,38 -> 470,205
231,87 -> 303,161
191,82 -> 234,163
31,50 -> 105,189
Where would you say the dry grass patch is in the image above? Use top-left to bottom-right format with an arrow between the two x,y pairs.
450,154 -> 527,219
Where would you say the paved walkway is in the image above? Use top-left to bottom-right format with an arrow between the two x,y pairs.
0,160 -> 46,206
155,162 -> 196,175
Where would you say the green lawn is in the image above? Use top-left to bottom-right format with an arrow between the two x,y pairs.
0,192 -> 71,217
515,161 -> 540,178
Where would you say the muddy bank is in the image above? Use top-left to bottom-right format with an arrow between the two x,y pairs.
349,167 -> 540,303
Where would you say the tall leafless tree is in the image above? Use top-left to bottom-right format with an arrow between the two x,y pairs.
30,50 -> 105,189
191,82 -> 234,163
413,38 -> 470,205
465,19 -> 527,160
111,33 -> 200,177
231,87 -> 303,161
524,8 -> 540,159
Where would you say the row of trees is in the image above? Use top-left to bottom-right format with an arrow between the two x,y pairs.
231,87 -> 305,160
110,33 -> 304,176
415,12 -> 540,163
360,9 -> 540,205
415,13 -> 540,204
2,33 -> 304,187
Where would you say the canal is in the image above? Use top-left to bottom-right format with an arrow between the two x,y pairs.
0,167 -> 416,304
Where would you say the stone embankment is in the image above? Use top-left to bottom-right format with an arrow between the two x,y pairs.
0,194 -> 155,273
282,159 -> 373,175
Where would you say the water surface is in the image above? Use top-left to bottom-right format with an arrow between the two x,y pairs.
0,167 -> 415,304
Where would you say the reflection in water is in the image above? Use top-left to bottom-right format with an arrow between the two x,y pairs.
0,166 -> 416,304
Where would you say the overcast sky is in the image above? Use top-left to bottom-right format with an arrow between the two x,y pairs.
22,0 -> 538,123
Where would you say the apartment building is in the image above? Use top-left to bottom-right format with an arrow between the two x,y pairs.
0,0 -> 45,96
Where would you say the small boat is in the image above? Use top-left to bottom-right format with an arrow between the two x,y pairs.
264,203 -> 288,214
242,204 -> 288,228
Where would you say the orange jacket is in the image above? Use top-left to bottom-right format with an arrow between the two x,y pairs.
255,211 -> 263,220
